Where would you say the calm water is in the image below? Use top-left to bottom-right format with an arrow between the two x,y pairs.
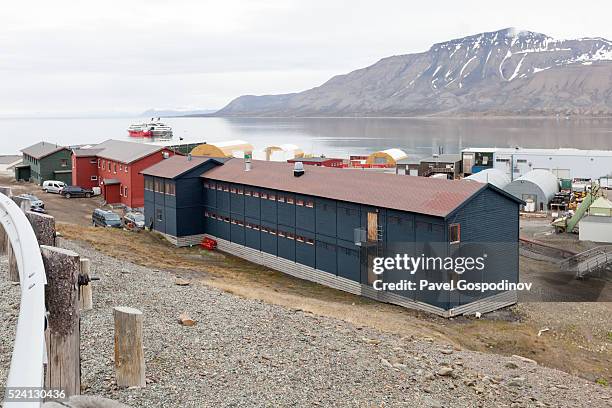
2,117 -> 612,158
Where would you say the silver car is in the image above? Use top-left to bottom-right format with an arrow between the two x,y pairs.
42,180 -> 66,194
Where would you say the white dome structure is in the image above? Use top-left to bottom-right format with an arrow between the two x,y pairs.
504,169 -> 559,211
465,168 -> 511,189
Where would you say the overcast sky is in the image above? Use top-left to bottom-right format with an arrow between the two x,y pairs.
2,0 -> 612,116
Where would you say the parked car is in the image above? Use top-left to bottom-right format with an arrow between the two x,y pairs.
92,209 -> 122,228
60,186 -> 94,199
15,193 -> 44,209
42,180 -> 66,194
123,212 -> 145,230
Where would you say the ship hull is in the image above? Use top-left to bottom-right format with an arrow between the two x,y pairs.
128,130 -> 153,137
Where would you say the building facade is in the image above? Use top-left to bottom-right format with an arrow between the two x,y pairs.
71,140 -> 175,209
418,154 -> 462,179
143,158 -> 522,317
18,142 -> 72,185
462,147 -> 612,181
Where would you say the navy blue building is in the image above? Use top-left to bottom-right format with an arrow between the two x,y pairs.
143,156 -> 522,317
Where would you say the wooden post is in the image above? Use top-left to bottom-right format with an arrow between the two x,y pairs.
26,211 -> 56,246
41,245 -> 81,397
0,185 -> 10,256
79,258 -> 93,311
113,306 -> 146,388
7,243 -> 19,282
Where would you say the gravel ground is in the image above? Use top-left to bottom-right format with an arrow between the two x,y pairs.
1,240 -> 611,408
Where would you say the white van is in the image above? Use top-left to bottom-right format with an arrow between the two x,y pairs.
42,180 -> 66,194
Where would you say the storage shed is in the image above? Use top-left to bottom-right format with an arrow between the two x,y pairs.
465,168 -> 511,189
366,148 -> 408,167
142,157 -> 523,317
504,169 -> 559,211
589,197 -> 612,217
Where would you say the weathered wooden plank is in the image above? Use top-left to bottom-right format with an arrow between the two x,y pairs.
41,245 -> 81,397
26,211 -> 56,246
113,306 -> 146,388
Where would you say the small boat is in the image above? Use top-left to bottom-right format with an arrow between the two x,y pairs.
127,118 -> 173,138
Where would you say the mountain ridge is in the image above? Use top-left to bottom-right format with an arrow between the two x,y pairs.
216,28 -> 612,117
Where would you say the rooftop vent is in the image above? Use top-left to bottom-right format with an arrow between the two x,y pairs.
162,151 -> 170,159
244,151 -> 252,172
294,161 -> 304,177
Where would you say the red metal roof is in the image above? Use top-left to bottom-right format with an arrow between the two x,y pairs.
201,159 -> 485,218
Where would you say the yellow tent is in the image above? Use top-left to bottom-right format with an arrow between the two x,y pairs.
366,148 -> 408,166
190,140 -> 254,158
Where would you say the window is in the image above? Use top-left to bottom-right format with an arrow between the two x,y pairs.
261,227 -> 269,233
125,165 -> 128,173
230,187 -> 237,194
305,201 -> 314,208
231,218 -> 237,224
296,235 -> 304,242
164,182 -> 175,196
269,228 -> 276,235
245,189 -> 252,196
268,193 -> 276,201
277,195 -> 285,203
237,220 -> 244,226
261,192 -> 268,199
216,184 -> 223,191
90,175 -> 98,181
60,159 -> 68,167
224,217 -> 230,223
114,163 -> 117,173
253,224 -> 260,231
516,159 -> 527,164
237,187 -> 243,195
449,224 -> 460,243
287,232 -> 294,240
286,196 -> 295,204
296,199 -> 304,206
252,191 -> 260,198
90,158 -> 97,164
156,209 -> 163,222
222,185 -> 229,192
154,179 -> 163,193
119,164 -> 123,171
203,181 -> 210,189
306,238 -> 315,245
124,186 -> 128,197
278,230 -> 286,238
145,178 -> 154,190
204,211 -> 210,218
107,162 -> 111,171
246,223 -> 252,229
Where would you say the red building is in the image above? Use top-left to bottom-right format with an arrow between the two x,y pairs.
287,156 -> 344,168
72,140 -> 175,208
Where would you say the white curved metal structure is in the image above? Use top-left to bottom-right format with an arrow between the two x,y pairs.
504,169 -> 559,209
465,168 -> 511,189
1,193 -> 47,408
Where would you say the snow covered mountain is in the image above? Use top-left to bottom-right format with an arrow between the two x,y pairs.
217,28 -> 612,116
